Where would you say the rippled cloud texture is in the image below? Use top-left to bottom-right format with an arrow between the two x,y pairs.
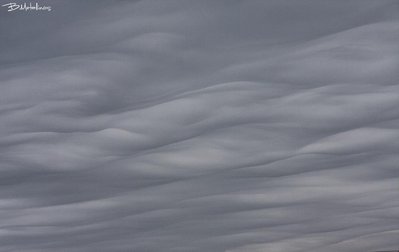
0,0 -> 398,251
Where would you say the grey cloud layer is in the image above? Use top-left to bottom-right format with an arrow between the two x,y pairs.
0,0 -> 398,251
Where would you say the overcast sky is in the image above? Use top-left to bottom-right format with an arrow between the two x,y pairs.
0,0 -> 398,251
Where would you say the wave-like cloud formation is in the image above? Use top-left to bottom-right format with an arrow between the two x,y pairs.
0,0 -> 398,251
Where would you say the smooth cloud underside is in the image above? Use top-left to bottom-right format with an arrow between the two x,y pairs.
0,0 -> 398,251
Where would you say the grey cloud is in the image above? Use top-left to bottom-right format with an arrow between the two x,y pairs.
0,0 -> 398,251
